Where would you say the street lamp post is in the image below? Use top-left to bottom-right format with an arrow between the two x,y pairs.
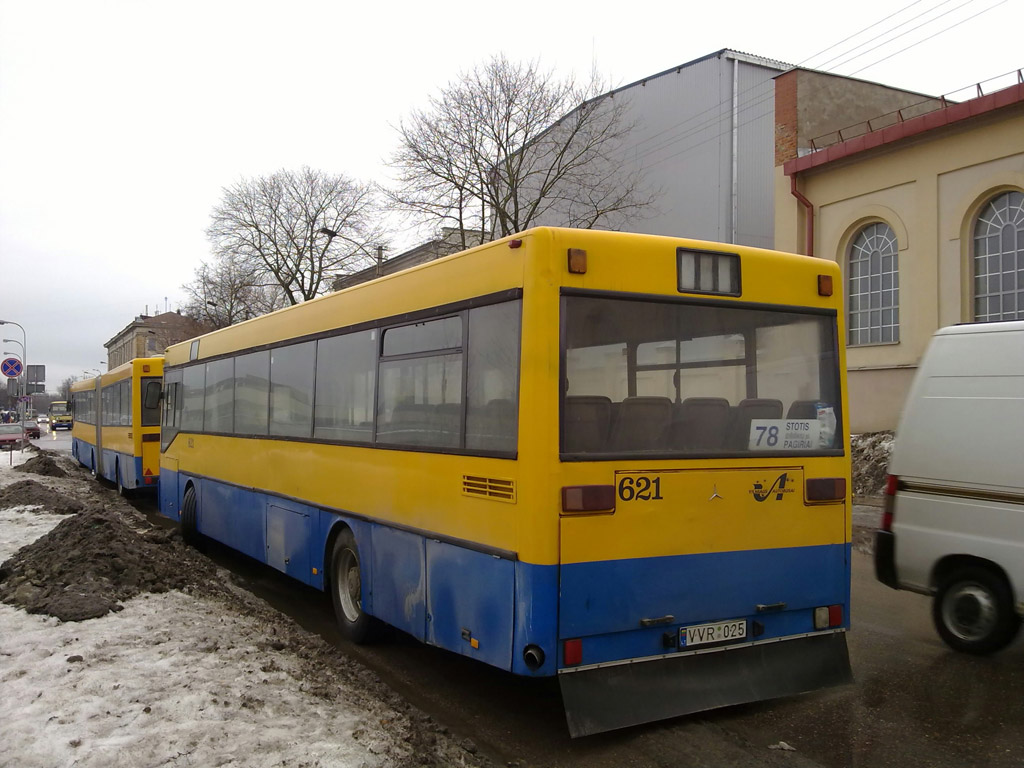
0,321 -> 27,420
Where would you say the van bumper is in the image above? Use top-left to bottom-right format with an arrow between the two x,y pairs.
874,530 -> 899,588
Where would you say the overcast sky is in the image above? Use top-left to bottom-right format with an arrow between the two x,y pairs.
1,0 -> 1020,391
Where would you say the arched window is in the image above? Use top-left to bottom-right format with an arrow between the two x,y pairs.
973,190 -> 1024,322
848,222 -> 899,346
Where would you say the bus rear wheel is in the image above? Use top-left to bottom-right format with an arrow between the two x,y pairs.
116,461 -> 127,496
180,485 -> 199,546
330,529 -> 379,644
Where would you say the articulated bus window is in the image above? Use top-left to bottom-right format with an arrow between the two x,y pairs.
204,358 -> 234,434
563,296 -> 842,457
181,365 -> 206,433
314,330 -> 376,443
383,316 -> 462,356
270,342 -> 315,438
377,355 -> 463,448
161,369 -> 182,451
466,301 -> 521,453
234,351 -> 269,436
141,378 -> 161,427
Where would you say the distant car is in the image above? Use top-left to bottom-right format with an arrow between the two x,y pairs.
0,423 -> 26,450
22,421 -> 40,439
36,414 -> 48,424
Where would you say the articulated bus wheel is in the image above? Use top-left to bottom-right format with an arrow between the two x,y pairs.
116,462 -> 126,496
180,485 -> 199,546
330,529 -> 380,644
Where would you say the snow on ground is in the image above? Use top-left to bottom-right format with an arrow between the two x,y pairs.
0,446 -> 490,768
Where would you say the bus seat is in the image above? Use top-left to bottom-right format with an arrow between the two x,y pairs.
466,398 -> 517,451
663,397 -> 731,451
609,396 -> 673,452
434,403 -> 462,447
564,395 -> 613,453
381,402 -> 435,444
786,399 -> 820,419
729,398 -> 783,449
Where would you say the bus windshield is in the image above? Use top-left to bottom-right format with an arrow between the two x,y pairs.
562,294 -> 842,457
49,402 -> 69,416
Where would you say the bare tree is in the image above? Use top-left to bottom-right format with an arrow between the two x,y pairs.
58,377 -> 76,401
180,255 -> 286,330
205,166 -> 386,307
388,55 -> 655,248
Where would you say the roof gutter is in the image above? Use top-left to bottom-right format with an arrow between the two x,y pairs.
789,174 -> 814,258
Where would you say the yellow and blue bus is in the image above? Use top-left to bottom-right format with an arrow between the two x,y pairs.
70,357 -> 164,494
158,227 -> 851,735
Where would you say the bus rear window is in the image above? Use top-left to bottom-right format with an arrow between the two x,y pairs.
562,295 -> 842,457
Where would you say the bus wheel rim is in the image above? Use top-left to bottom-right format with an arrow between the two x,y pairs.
338,549 -> 362,622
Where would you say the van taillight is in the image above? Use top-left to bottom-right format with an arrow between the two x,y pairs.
881,474 -> 898,531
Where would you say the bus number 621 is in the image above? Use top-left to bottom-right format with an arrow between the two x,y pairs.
618,475 -> 664,501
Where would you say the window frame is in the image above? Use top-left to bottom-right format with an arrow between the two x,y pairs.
972,190 -> 1024,323
847,220 -> 900,346
161,290 -> 522,460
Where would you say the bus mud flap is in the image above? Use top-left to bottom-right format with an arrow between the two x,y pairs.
559,631 -> 852,738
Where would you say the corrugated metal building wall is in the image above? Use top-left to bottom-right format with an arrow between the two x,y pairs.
571,49 -> 788,248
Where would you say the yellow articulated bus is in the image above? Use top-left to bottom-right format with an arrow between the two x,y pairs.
158,227 -> 852,735
70,357 -> 164,494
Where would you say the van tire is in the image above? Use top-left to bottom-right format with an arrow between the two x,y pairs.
329,529 -> 379,644
932,566 -> 1020,655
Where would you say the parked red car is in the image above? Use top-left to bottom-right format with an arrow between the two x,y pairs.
22,420 -> 40,439
0,423 -> 26,450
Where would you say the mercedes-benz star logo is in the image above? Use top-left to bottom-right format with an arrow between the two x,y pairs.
709,485 -> 723,501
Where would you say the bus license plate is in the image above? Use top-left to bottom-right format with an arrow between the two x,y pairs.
680,619 -> 747,648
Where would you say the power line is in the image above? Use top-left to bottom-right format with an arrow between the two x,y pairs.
846,0 -> 1009,77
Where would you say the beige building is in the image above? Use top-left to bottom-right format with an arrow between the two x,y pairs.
775,69 -> 1024,432
104,311 -> 209,369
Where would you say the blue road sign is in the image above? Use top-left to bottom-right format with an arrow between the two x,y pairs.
1,357 -> 23,378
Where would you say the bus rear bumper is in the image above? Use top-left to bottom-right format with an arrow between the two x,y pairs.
558,630 -> 851,737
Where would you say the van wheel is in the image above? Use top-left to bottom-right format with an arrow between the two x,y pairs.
180,485 -> 199,546
329,529 -> 379,644
933,566 -> 1021,655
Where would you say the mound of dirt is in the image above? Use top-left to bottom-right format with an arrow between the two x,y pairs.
0,502 -> 224,622
0,479 -> 85,515
13,453 -> 68,478
851,431 -> 894,499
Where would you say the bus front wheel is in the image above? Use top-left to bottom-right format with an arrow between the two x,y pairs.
330,529 -> 379,644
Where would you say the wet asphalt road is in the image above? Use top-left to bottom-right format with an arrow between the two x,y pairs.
42,431 -> 1024,767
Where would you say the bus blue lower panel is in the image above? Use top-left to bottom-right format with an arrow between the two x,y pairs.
558,543 -> 850,667
157,469 -> 846,682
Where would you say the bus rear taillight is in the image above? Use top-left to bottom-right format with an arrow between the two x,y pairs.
881,474 -> 898,531
561,485 -> 615,514
806,477 -> 846,502
563,638 -> 583,666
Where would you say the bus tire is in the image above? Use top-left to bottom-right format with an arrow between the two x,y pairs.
116,461 -> 126,496
330,529 -> 378,644
932,565 -> 1020,655
180,485 -> 199,546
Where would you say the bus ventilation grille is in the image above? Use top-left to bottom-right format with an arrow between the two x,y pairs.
462,475 -> 516,503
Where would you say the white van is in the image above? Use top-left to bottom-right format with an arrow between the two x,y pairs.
875,320 -> 1024,654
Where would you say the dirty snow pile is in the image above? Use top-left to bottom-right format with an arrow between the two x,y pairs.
0,446 -> 491,768
850,431 -> 893,500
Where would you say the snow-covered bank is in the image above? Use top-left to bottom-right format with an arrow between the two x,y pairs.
0,448 -> 490,768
